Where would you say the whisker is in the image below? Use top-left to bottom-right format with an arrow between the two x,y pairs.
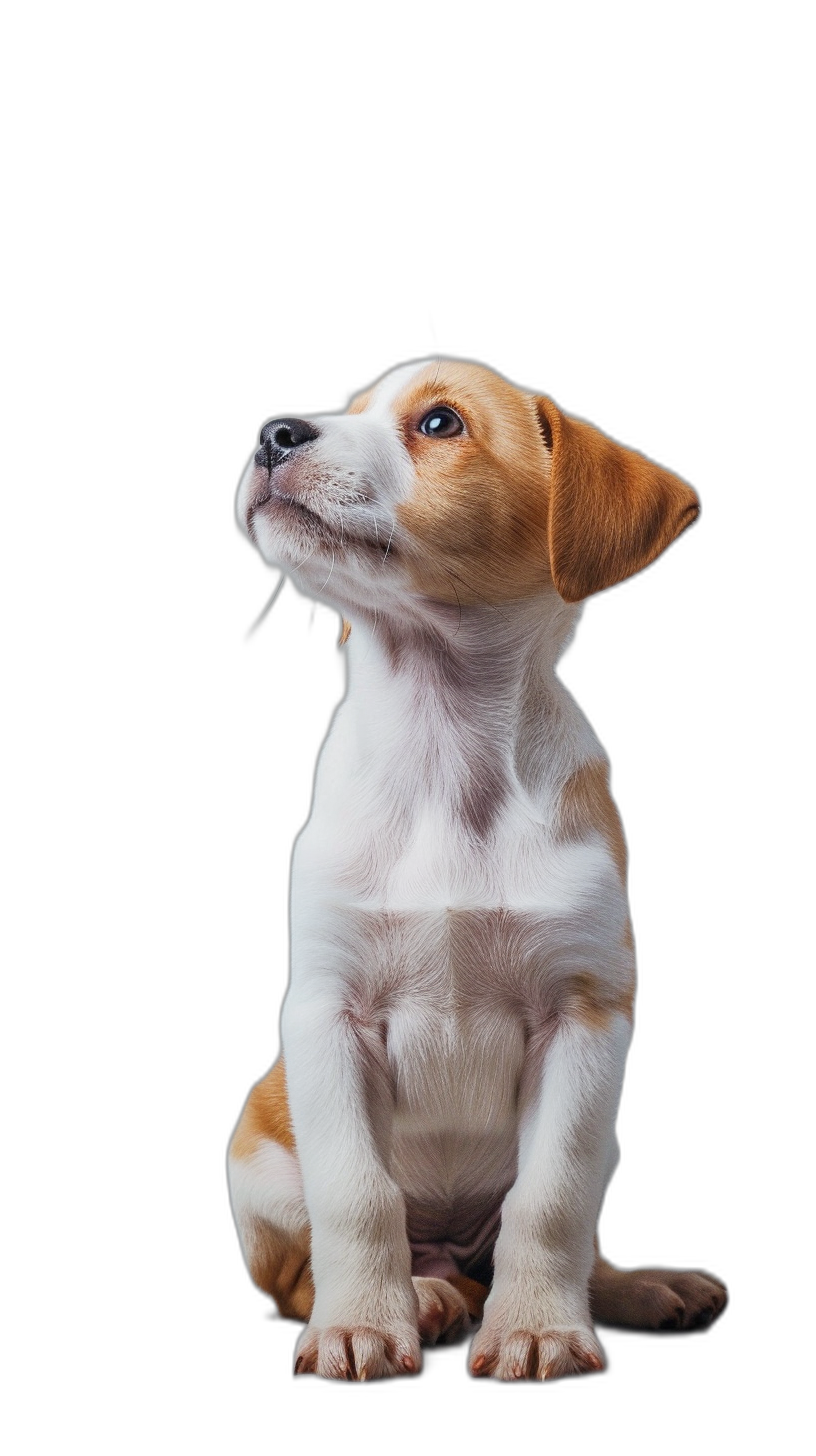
413,538 -> 510,623
444,570 -> 463,635
441,563 -> 513,626
245,573 -> 286,638
382,520 -> 396,565
291,542 -> 318,576
319,549 -> 336,591
361,601 -> 380,664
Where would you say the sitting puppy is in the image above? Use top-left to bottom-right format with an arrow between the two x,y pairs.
228,359 -> 727,1381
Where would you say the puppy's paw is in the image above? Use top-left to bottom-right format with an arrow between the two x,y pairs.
469,1322 -> 604,1381
294,1323 -> 421,1381
413,1277 -> 470,1346
591,1265 -> 728,1331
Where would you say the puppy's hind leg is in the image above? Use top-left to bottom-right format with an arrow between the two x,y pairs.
412,1275 -> 489,1346
228,1060 -> 314,1322
590,1250 -> 727,1332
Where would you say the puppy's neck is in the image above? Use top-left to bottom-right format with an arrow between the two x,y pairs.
347,593 -> 580,692
341,594 -> 586,810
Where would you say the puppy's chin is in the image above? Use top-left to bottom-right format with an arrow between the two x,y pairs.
236,460 -> 314,567
238,472 -> 406,620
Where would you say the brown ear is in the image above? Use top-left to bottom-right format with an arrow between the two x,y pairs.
536,396 -> 700,603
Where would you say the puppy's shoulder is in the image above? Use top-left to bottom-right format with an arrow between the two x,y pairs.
554,755 -> 627,886
230,1058 -> 295,1161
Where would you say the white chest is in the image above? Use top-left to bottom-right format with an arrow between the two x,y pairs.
291,632 -> 625,980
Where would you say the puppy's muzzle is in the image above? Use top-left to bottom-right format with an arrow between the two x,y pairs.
255,417 -> 320,473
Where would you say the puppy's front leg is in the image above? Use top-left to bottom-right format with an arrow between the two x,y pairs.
281,993 -> 420,1380
470,1009 -> 631,1381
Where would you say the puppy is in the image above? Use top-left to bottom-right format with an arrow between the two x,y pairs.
228,359 -> 727,1381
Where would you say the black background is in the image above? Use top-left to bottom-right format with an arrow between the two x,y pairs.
179,275 -> 746,1432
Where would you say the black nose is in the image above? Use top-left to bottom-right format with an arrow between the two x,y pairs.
255,416 -> 320,469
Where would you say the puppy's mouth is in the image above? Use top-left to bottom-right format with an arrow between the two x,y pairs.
247,479 -> 324,539
246,468 -> 397,561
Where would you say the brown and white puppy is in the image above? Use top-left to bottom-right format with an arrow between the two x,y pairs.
228,359 -> 727,1381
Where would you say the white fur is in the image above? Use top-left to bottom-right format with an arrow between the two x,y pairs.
280,609 -> 631,1335
229,1140 -> 307,1249
236,363 -> 636,1373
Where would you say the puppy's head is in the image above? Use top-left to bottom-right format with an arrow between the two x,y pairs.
237,359 -> 698,618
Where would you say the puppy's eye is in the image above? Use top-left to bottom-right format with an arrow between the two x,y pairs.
418,407 -> 464,439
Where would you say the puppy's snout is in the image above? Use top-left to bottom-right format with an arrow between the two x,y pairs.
255,417 -> 320,470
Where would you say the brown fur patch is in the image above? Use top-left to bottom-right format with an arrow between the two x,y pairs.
390,362 -> 554,605
590,1254 -> 727,1331
556,759 -> 634,1026
558,758 -> 628,885
562,970 -> 635,1030
537,395 -> 699,602
247,1217 -> 314,1320
354,361 -> 697,607
447,1273 -> 489,1321
230,1058 -> 296,1161
347,386 -> 374,415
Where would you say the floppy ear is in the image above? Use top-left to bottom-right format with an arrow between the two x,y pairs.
536,396 -> 700,603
